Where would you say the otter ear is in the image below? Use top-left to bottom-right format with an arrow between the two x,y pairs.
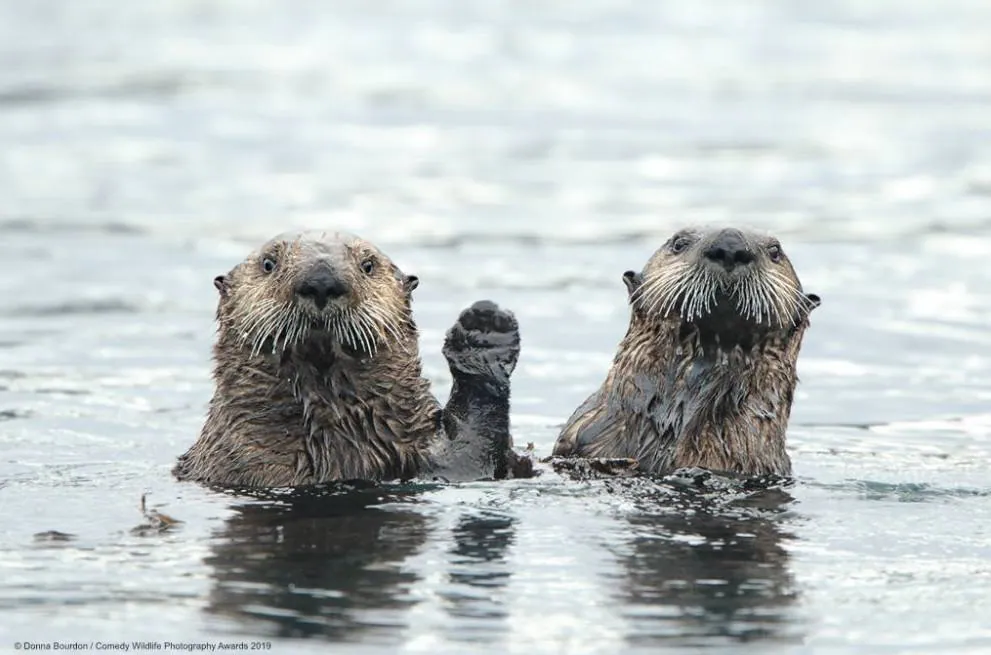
622,270 -> 642,297
806,293 -> 821,310
213,275 -> 229,298
404,275 -> 419,294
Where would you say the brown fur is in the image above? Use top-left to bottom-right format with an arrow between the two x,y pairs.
553,227 -> 819,477
173,231 -> 516,488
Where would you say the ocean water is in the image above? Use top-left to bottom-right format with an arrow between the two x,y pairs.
1,1 -> 991,653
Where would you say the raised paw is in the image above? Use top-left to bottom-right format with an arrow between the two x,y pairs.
442,300 -> 520,383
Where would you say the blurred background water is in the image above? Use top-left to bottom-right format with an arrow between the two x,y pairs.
1,1 -> 991,653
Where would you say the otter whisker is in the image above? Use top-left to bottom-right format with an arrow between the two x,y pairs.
363,305 -> 396,340
237,299 -> 277,338
741,276 -> 757,322
261,306 -> 288,350
767,270 -> 803,304
261,303 -> 289,333
347,309 -> 368,355
267,305 -> 297,353
334,313 -> 357,353
244,303 -> 288,357
346,309 -> 373,356
635,266 -> 681,302
356,306 -> 386,345
364,316 -> 380,356
639,264 -> 697,319
348,309 -> 373,356
757,275 -> 777,325
678,276 -> 698,320
284,312 -> 299,349
795,290 -> 819,318
737,274 -> 768,325
635,263 -> 692,316
359,310 -> 382,356
679,267 -> 716,321
265,304 -> 306,353
699,270 -> 718,318
766,270 -> 808,325
236,301 -> 278,344
334,314 -> 349,351
329,315 -> 344,350
346,311 -> 361,353
700,271 -> 718,319
763,275 -> 792,326
649,275 -> 684,319
754,279 -> 781,325
750,272 -> 782,326
660,280 -> 696,319
735,276 -> 755,322
364,304 -> 408,347
284,308 -> 308,350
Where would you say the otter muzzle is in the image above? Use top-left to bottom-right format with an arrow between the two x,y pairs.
296,267 -> 349,310
703,229 -> 755,273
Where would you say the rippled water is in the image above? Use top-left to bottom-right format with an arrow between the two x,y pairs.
2,1 -> 991,653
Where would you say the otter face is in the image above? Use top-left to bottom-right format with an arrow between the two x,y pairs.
213,231 -> 418,357
624,227 -> 820,339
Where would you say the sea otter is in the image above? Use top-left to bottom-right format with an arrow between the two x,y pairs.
173,230 -> 532,488
552,226 -> 820,477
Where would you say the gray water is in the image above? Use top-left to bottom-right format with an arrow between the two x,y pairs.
2,1 -> 991,653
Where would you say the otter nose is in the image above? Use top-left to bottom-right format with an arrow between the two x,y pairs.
296,268 -> 348,309
703,229 -> 755,271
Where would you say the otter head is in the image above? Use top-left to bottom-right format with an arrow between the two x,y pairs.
213,231 -> 419,357
623,227 -> 820,348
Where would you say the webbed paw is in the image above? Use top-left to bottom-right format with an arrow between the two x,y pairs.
443,300 -> 520,384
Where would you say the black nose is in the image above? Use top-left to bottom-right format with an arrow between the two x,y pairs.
296,268 -> 348,309
702,229 -> 755,271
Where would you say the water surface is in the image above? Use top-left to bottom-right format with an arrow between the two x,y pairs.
2,1 -> 991,653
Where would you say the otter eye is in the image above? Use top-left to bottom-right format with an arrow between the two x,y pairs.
670,237 -> 690,254
361,259 -> 375,275
767,244 -> 783,263
261,257 -> 277,273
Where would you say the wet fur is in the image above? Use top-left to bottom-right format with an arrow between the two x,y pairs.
173,231 -> 527,488
553,227 -> 819,477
